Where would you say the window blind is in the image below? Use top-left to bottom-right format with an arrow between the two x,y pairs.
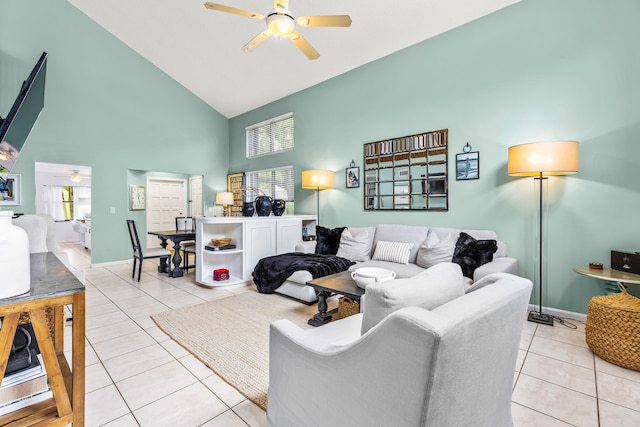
244,166 -> 294,202
246,112 -> 294,158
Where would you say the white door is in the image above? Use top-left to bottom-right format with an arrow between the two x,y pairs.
146,178 -> 188,248
189,175 -> 203,217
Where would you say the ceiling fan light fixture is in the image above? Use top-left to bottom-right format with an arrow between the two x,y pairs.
267,12 -> 295,38
70,171 -> 82,182
0,151 -> 10,161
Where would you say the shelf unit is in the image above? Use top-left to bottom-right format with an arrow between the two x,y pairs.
196,218 -> 245,287
363,129 -> 448,211
195,216 -> 317,288
0,253 -> 85,426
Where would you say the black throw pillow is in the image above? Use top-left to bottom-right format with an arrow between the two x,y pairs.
452,232 -> 498,279
315,226 -> 346,255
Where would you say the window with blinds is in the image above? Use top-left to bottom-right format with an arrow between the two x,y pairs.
246,112 -> 294,158
244,167 -> 295,203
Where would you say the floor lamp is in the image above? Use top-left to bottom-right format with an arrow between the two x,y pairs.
508,141 -> 579,326
301,170 -> 334,225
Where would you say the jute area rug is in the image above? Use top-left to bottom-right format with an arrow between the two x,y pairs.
151,291 -> 337,411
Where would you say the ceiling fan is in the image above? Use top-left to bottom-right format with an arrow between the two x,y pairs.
54,170 -> 90,183
204,0 -> 352,60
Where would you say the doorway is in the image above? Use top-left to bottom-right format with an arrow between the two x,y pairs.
146,177 -> 188,248
189,175 -> 203,217
34,162 -> 92,247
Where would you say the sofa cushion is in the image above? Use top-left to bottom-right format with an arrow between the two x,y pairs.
431,227 -> 507,258
452,232 -> 498,279
372,241 -> 414,265
337,228 -> 371,262
315,226 -> 346,255
372,224 -> 428,263
416,230 -> 456,269
361,262 -> 464,334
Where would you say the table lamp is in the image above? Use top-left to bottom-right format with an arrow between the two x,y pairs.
301,170 -> 334,225
508,140 -> 579,326
216,192 -> 235,217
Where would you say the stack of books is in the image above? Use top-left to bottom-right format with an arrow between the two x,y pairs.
0,333 -> 51,415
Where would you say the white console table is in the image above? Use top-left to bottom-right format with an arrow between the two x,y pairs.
195,215 -> 317,288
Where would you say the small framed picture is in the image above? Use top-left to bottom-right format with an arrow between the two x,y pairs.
0,174 -> 21,205
346,166 -> 360,188
456,152 -> 480,180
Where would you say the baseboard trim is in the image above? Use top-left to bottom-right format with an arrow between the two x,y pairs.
528,304 -> 587,324
90,259 -> 129,268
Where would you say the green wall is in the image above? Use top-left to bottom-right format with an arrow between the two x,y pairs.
229,0 -> 640,314
2,0 -> 638,314
0,0 -> 229,263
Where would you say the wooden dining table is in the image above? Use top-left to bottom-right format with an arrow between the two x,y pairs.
148,230 -> 196,278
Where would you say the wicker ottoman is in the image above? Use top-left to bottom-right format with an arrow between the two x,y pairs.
585,286 -> 640,371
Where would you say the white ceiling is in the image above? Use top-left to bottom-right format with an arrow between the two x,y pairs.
35,162 -> 91,179
67,0 -> 520,118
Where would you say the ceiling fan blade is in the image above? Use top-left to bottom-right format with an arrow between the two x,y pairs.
288,32 -> 320,60
274,0 -> 289,13
242,30 -> 272,52
297,15 -> 352,27
204,2 -> 265,20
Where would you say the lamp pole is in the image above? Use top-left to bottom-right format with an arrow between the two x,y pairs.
528,173 -> 553,325
316,188 -> 321,225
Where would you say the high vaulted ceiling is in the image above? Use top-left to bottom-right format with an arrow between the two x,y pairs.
67,0 -> 519,118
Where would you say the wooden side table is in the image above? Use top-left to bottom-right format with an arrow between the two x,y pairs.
0,253 -> 85,426
306,271 -> 364,327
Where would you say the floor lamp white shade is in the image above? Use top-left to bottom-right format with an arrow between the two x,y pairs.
302,170 -> 334,225
508,141 -> 579,326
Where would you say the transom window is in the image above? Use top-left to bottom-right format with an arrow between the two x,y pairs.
246,112 -> 294,158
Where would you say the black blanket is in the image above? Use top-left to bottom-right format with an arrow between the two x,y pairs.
253,252 -> 355,294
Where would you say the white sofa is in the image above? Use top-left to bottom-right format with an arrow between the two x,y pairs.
267,271 -> 532,427
274,223 -> 518,303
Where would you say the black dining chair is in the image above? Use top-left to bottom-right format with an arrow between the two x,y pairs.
175,216 -> 196,271
126,220 -> 171,282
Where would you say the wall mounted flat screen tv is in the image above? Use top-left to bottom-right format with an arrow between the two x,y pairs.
0,52 -> 48,183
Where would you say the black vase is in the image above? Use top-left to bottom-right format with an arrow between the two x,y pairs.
255,196 -> 273,217
272,199 -> 286,216
242,202 -> 255,217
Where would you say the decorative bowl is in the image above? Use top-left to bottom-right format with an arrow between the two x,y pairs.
351,267 -> 396,289
211,237 -> 232,247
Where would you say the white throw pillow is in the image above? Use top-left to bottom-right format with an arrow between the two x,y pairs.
361,262 -> 465,334
372,241 -> 414,265
336,228 -> 371,262
415,230 -> 456,269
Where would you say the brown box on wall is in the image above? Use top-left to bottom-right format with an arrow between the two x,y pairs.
611,250 -> 640,275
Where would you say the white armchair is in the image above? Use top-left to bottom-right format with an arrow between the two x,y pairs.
267,273 -> 532,427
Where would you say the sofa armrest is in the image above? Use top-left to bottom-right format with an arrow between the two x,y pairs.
271,314 -> 363,353
473,257 -> 518,281
295,240 -> 317,253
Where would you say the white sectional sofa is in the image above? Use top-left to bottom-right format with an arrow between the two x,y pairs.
273,223 -> 518,303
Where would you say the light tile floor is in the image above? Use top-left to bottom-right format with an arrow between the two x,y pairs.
58,243 -> 640,426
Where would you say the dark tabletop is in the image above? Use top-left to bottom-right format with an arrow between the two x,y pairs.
0,252 -> 85,304
306,270 -> 364,300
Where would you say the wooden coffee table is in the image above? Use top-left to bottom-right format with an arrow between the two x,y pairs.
306,270 -> 365,327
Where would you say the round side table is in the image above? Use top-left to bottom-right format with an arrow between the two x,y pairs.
574,266 -> 640,293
